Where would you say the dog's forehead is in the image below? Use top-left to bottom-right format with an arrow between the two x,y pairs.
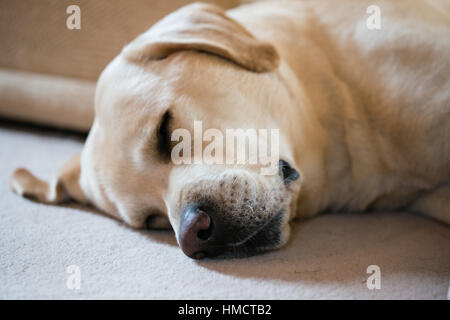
95,57 -> 175,126
96,50 -> 279,115
92,51 -> 286,151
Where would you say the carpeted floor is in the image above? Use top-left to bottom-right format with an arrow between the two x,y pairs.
1,122 -> 449,299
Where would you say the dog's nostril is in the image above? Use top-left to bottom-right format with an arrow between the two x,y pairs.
179,207 -> 214,259
197,218 -> 214,240
279,159 -> 300,183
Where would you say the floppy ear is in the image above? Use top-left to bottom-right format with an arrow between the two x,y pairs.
122,2 -> 280,73
9,153 -> 87,205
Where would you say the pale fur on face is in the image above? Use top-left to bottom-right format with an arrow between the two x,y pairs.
80,51 -> 301,254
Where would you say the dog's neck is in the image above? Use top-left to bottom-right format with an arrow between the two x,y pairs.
280,61 -> 363,218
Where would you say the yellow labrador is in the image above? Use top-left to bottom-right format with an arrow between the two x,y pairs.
10,0 -> 450,259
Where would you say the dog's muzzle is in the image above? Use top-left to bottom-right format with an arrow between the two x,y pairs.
177,160 -> 299,259
178,205 -> 285,259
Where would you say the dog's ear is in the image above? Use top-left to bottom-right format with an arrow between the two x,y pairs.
122,2 -> 280,73
9,153 -> 87,205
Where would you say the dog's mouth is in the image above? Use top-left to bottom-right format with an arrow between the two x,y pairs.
214,210 -> 286,259
176,207 -> 286,259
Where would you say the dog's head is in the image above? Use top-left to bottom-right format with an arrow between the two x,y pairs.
12,3 -> 303,259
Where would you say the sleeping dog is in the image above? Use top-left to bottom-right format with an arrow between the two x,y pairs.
10,0 -> 450,259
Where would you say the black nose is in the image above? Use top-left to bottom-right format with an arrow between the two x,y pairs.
279,160 -> 300,183
178,207 -> 215,259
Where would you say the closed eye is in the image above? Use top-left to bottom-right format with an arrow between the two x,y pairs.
157,111 -> 172,159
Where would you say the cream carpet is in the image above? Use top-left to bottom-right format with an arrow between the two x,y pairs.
1,122 -> 449,299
